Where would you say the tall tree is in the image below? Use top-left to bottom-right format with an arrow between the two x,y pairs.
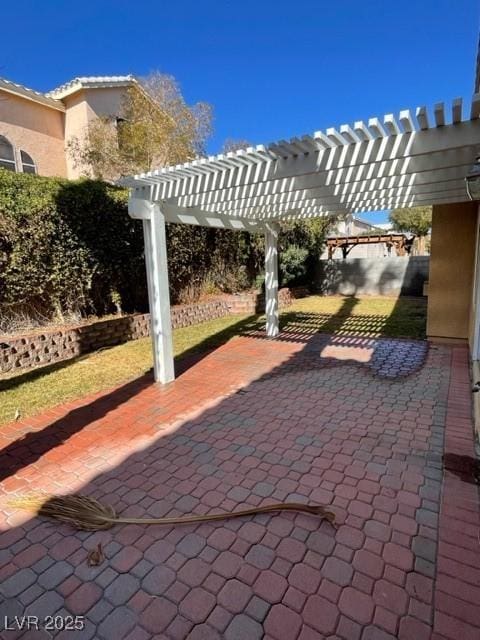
67,72 -> 213,181
389,206 -> 432,254
222,138 -> 251,153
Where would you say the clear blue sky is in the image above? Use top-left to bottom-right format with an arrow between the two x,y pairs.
3,0 -> 479,222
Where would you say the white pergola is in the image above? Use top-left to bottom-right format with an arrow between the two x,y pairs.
122,96 -> 480,383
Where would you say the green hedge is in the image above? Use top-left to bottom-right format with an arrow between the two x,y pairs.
0,170 -> 264,319
0,170 -> 145,318
0,169 -> 329,322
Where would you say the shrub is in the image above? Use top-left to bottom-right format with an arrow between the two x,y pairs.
0,170 -> 264,321
0,170 -> 146,320
279,218 -> 332,287
279,245 -> 309,285
0,170 -> 331,325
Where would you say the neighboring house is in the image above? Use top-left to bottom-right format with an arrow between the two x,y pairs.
0,75 -> 136,179
336,215 -> 377,237
375,222 -> 394,232
322,214 -> 389,258
323,215 -> 430,258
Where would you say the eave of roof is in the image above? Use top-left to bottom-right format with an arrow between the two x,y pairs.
46,75 -> 137,99
0,78 -> 65,112
352,216 -> 377,227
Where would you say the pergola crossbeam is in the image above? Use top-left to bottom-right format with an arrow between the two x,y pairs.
452,97 -> 463,123
434,102 -> 445,127
161,204 -> 264,230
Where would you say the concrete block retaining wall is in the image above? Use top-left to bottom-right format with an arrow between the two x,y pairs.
222,286 -> 306,314
315,256 -> 430,296
0,288 -> 301,375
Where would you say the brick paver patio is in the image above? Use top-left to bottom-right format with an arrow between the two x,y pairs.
0,332 -> 479,639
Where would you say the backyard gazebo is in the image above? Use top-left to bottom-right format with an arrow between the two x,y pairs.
122,96 -> 480,383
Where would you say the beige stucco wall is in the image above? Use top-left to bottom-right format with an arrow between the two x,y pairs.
0,85 -> 129,179
427,202 -> 478,341
83,87 -> 126,121
0,93 -> 67,177
63,91 -> 90,179
63,87 -> 127,178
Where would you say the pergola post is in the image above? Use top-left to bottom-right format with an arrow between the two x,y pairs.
265,222 -> 280,337
143,205 -> 175,384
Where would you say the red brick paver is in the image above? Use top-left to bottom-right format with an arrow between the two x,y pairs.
0,333 -> 479,639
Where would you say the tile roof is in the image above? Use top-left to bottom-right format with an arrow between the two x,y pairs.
0,78 -> 65,111
46,75 -> 137,99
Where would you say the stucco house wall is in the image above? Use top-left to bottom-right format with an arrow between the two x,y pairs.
426,201 -> 478,342
62,91 -> 90,179
63,87 -> 127,178
0,93 -> 67,177
83,86 -> 126,120
0,76 -> 134,180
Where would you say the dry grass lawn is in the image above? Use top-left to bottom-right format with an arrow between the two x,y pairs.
0,295 -> 427,425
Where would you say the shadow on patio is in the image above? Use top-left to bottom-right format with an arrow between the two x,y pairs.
0,297 -> 450,639
0,296 -> 428,486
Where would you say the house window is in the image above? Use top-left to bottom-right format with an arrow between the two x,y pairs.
115,117 -> 129,151
0,136 -> 16,171
20,150 -> 36,174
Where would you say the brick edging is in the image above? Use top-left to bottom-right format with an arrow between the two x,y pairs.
432,346 -> 480,639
